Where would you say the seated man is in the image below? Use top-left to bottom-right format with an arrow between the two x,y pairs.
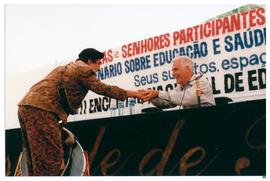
142,56 -> 215,109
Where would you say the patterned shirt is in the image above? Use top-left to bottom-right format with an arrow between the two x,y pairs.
18,60 -> 127,121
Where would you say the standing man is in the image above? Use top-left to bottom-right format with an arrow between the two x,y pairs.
18,48 -> 144,176
142,56 -> 215,108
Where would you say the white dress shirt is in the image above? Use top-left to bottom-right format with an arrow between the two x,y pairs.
151,75 -> 215,109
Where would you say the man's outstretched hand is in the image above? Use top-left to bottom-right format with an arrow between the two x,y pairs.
138,89 -> 159,102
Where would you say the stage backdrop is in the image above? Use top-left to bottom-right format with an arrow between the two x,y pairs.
69,4 -> 266,122
6,99 -> 266,176
5,5 -> 266,129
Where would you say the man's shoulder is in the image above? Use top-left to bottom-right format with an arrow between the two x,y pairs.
72,61 -> 88,69
72,61 -> 96,77
200,76 -> 211,83
199,76 -> 213,90
68,61 -> 94,73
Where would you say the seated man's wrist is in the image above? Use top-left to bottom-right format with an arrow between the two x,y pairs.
153,90 -> 159,98
158,91 -> 167,99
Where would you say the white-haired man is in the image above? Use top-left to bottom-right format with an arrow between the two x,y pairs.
142,56 -> 215,108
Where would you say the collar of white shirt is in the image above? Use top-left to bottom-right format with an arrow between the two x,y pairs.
179,75 -> 196,90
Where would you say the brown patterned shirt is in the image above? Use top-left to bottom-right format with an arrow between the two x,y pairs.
18,60 -> 127,122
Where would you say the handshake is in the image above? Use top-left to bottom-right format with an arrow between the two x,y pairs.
134,89 -> 159,102
132,89 -> 177,109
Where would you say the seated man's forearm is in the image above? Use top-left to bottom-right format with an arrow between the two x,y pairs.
151,98 -> 177,109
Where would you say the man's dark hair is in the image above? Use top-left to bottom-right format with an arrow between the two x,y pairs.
78,48 -> 104,63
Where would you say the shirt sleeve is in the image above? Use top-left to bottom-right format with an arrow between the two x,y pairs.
199,77 -> 216,105
158,86 -> 187,105
158,77 -> 214,106
150,97 -> 177,109
78,67 -> 127,101
181,78 -> 214,106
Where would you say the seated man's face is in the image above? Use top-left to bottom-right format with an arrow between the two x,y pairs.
172,60 -> 193,85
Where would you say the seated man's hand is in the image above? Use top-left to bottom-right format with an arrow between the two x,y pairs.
135,90 -> 146,100
141,89 -> 159,102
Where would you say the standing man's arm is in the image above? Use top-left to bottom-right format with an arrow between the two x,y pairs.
79,68 -> 144,100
